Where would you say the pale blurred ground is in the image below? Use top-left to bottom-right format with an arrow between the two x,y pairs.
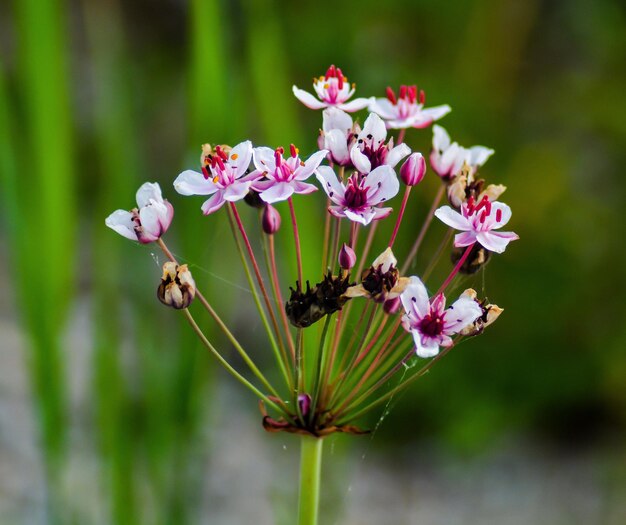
2,234 -> 626,525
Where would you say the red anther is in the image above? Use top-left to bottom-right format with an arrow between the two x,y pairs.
399,85 -> 407,99
216,157 -> 225,171
201,166 -> 210,180
290,144 -> 298,158
419,90 -> 426,104
480,209 -> 487,223
325,65 -> 336,79
386,86 -> 397,104
215,145 -> 228,161
336,68 -> 344,89
408,85 -> 417,103
496,208 -> 502,222
274,148 -> 283,166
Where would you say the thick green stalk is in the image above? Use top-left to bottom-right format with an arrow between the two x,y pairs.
298,437 -> 323,525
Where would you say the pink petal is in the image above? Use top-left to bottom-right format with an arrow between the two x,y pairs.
292,181 -> 318,195
434,206 -> 472,231
174,170 -> 218,196
328,206 -> 347,219
476,231 -> 518,254
139,204 -> 163,239
201,192 -> 227,215
454,231 -> 478,247
412,105 -> 451,128
292,86 -> 327,110
371,207 -> 393,221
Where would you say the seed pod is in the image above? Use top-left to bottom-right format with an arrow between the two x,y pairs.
383,296 -> 401,315
459,289 -> 504,336
157,262 -> 196,309
450,243 -> 491,274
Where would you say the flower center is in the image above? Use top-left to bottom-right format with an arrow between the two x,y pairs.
344,175 -> 369,209
418,312 -> 445,337
386,84 -> 425,119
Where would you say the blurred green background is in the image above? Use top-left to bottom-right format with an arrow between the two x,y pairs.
1,0 -> 626,523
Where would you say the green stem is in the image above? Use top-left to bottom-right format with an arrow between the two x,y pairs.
297,436 -> 323,525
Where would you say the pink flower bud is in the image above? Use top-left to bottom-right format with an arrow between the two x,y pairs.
400,152 -> 426,186
262,204 -> 281,234
338,243 -> 356,270
383,296 -> 401,315
298,393 -> 312,417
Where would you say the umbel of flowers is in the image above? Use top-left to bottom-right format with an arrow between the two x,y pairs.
106,65 -> 518,525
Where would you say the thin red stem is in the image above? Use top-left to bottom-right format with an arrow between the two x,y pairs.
288,197 -> 303,286
436,243 -> 474,296
388,186 -> 411,248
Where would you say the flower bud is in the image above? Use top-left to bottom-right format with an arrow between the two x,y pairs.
383,296 -> 401,315
298,393 -> 312,417
157,262 -> 196,309
338,243 -> 356,270
400,152 -> 426,186
262,204 -> 281,234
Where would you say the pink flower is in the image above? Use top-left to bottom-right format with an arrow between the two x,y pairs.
251,145 -> 327,203
349,113 -> 410,175
369,85 -> 451,130
400,276 -> 482,358
316,165 -> 399,225
173,141 -> 256,214
434,195 -> 519,254
105,182 -> 174,244
430,125 -> 494,180
292,65 -> 371,112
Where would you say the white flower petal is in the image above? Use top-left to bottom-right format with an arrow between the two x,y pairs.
435,206 -> 472,231
252,147 -> 277,174
364,165 -> 399,205
292,86 -> 327,110
476,231 -> 518,253
490,202 -> 512,228
139,204 -> 162,239
432,125 -> 451,152
201,192 -> 227,215
454,231 -> 478,247
259,181 -> 295,203
105,210 -> 138,241
444,296 -> 483,333
174,170 -> 217,196
350,146 -> 372,174
400,276 -> 430,320
361,113 -> 387,144
337,96 -> 373,112
322,107 -> 353,133
292,181 -> 318,195
413,105 -> 451,128
229,140 -> 253,178
414,333 -> 440,358
295,149 -> 328,180
344,208 -> 376,225
136,182 -> 163,208
368,98 -> 397,120
315,165 -> 346,205
385,143 -> 411,168
223,181 -> 251,202
466,145 -> 494,167
324,129 -> 351,165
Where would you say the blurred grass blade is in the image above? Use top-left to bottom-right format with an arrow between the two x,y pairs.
13,0 -> 75,474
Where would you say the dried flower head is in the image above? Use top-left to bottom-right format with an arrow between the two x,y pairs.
157,262 -> 196,310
